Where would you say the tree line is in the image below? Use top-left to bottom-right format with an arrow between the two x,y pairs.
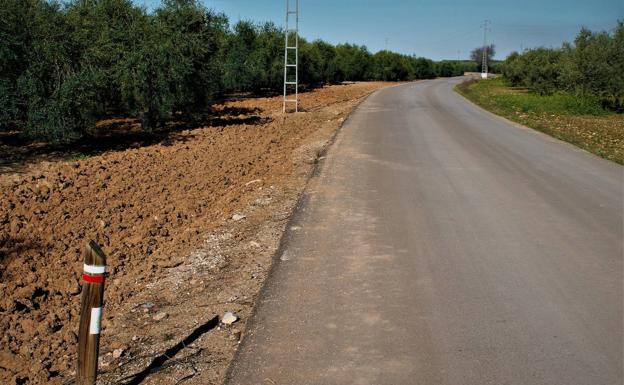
0,0 -> 478,143
501,22 -> 623,111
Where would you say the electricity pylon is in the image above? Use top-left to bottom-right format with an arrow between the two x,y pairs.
481,20 -> 491,79
283,0 -> 299,113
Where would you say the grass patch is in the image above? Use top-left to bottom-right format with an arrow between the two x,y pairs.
65,152 -> 90,162
456,78 -> 624,165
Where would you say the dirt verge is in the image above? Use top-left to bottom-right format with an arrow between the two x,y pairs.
0,82 -> 392,385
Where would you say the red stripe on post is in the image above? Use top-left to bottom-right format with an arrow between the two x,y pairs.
82,274 -> 105,284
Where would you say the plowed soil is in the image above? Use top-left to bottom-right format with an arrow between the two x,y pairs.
0,82 -> 392,385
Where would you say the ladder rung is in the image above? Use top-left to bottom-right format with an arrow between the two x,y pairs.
286,64 -> 297,67
284,99 -> 298,103
287,11 -> 298,14
285,81 -> 297,85
286,46 -> 297,49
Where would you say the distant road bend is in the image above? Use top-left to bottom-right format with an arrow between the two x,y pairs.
226,77 -> 623,385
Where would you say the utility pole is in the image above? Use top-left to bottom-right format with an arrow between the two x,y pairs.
481,20 -> 491,79
283,0 -> 299,113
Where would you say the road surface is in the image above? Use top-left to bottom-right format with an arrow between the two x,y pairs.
226,78 -> 623,385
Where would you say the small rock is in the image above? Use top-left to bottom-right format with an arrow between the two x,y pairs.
131,335 -> 138,341
232,214 -> 246,221
112,348 -> 124,359
222,312 -> 238,325
153,312 -> 168,321
250,241 -> 260,248
141,302 -> 155,309
290,226 -> 302,231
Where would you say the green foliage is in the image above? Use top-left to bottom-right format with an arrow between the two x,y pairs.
409,57 -> 436,79
313,40 -> 340,84
65,0 -> 146,115
501,22 -> 623,111
463,78 -> 605,116
488,61 -> 503,74
151,0 -> 225,118
0,0 -> 33,129
25,69 -> 104,142
515,48 -> 563,95
436,61 -> 456,77
222,21 -> 284,93
434,60 -> 480,77
299,39 -> 340,85
369,51 -> 411,81
335,44 -> 371,81
0,0 -> 475,143
12,0 -> 93,141
298,39 -> 345,85
117,15 -> 181,130
255,23 -> 286,91
223,21 -> 260,92
563,23 -> 624,110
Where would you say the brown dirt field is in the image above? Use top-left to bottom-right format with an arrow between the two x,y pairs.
0,82 -> 393,385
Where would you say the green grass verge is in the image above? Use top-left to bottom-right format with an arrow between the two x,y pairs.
455,78 -> 624,165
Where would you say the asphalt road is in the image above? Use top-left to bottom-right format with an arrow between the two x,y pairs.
226,78 -> 623,385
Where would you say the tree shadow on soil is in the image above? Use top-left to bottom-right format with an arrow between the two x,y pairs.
0,106 -> 269,174
119,316 -> 220,385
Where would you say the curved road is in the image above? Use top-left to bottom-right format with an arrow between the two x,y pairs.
226,78 -> 623,385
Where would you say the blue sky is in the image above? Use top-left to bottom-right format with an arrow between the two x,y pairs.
138,0 -> 623,60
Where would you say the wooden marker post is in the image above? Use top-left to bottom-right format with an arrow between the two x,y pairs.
77,241 -> 107,385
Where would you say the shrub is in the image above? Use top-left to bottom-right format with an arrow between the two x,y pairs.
409,57 -> 436,79
335,44 -> 372,81
501,22 -> 623,111
369,51 -> 411,81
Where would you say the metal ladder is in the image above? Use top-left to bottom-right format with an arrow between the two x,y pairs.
283,0 -> 299,113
